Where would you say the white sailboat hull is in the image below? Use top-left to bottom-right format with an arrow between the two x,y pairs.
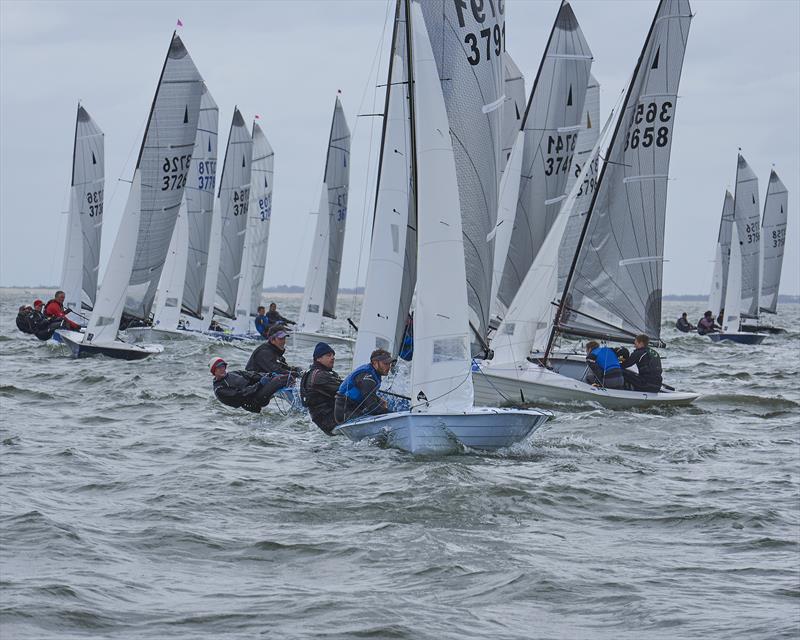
54,329 -> 163,361
472,361 -> 699,409
334,408 -> 551,455
291,330 -> 355,351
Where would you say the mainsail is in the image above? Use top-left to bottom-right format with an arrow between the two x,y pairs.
246,123 -> 275,314
760,170 -> 788,314
298,97 -> 351,333
409,0 -> 473,412
215,108 -> 253,320
182,87 -> 219,319
708,191 -> 734,317
87,33 -> 204,343
121,35 -> 204,323
497,2 -> 592,314
353,0 -> 416,365
733,154 -> 761,319
61,104 -> 104,314
721,223 -> 743,333
418,0 -> 504,350
554,0 -> 692,347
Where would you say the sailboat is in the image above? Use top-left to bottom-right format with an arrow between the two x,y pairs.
56,33 -> 205,359
294,96 -> 354,350
60,104 -> 104,322
335,0 -> 551,455
490,1 -> 593,331
758,170 -> 789,320
709,222 -> 766,345
472,0 -> 699,409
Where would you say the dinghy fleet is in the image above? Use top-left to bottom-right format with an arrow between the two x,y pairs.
23,1 -> 792,454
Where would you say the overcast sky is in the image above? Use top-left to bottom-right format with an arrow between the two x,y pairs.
1,0 -> 798,297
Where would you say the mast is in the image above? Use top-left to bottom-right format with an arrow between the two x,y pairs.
403,0 -> 418,232
543,0 -> 666,363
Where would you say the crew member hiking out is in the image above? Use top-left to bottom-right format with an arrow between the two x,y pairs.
16,300 -> 45,335
44,291 -> 80,331
697,310 -> 721,335
300,342 -> 342,435
584,341 -> 625,390
619,334 -> 663,392
334,348 -> 393,424
246,325 -> 302,376
209,357 -> 293,413
266,302 -> 295,326
675,312 -> 695,333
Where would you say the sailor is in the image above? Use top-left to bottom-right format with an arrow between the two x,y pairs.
398,313 -> 414,361
266,302 -> 295,327
697,310 -> 721,335
619,334 -> 663,392
44,291 -> 80,331
254,306 -> 269,338
300,342 -> 342,435
584,341 -> 625,389
209,357 -> 293,413
246,324 -> 302,376
334,348 -> 393,424
675,312 -> 695,333
208,319 -> 224,332
15,300 -> 45,335
716,309 -> 725,327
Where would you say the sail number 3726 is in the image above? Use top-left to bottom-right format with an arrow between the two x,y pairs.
161,154 -> 191,191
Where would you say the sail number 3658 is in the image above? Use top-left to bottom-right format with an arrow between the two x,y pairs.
625,101 -> 673,151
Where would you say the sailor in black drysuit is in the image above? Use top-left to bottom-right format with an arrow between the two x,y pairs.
246,325 -> 302,376
619,334 -> 663,392
210,357 -> 292,413
334,349 -> 393,424
300,342 -> 342,435
675,312 -> 695,333
16,300 -> 46,335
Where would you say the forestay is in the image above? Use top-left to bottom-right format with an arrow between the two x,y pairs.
182,87 -> 219,319
759,170 -> 787,314
122,35 -> 204,322
215,108 -> 253,320
418,0 -> 504,351
298,97 -> 351,332
558,0 -> 692,345
497,2 -> 592,314
246,123 -> 275,314
708,191 -> 734,318
62,104 -> 104,314
410,0 -> 473,413
501,52 -> 525,172
733,154 -> 761,319
353,0 -> 415,364
87,34 -> 204,343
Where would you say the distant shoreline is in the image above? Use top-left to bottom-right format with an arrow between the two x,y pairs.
2,286 -> 798,304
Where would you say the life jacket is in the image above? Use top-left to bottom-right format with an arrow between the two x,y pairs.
589,347 -> 621,373
16,308 -> 44,334
337,364 -> 380,404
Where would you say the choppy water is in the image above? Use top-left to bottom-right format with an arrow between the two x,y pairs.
1,290 -> 798,639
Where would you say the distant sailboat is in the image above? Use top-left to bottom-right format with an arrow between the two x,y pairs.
472,0 -> 699,409
294,96 -> 354,349
336,0 -> 550,455
708,191 -> 734,321
759,170 -> 789,315
61,104 -> 104,320
56,33 -> 205,359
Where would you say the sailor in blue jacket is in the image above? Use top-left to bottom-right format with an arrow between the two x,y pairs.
254,306 -> 269,337
334,349 -> 393,424
584,341 -> 625,389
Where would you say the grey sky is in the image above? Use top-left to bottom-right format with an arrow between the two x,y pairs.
1,0 -> 798,296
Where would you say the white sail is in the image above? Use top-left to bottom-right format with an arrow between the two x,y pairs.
247,123 -> 275,315
151,201 -> 189,330
409,1 -> 472,413
215,108 -> 253,320
298,184 -> 330,334
353,28 -> 414,366
733,154 -> 761,319
501,52 -> 525,172
200,200 -> 221,324
182,87 -> 219,319
760,170 -> 788,314
557,0 -> 692,345
492,113 -> 613,365
87,34 -> 204,342
61,104 -> 104,314
721,223 -> 742,333
564,74 -> 600,196
708,191 -> 734,317
497,2 -> 593,313
708,242 -> 724,320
